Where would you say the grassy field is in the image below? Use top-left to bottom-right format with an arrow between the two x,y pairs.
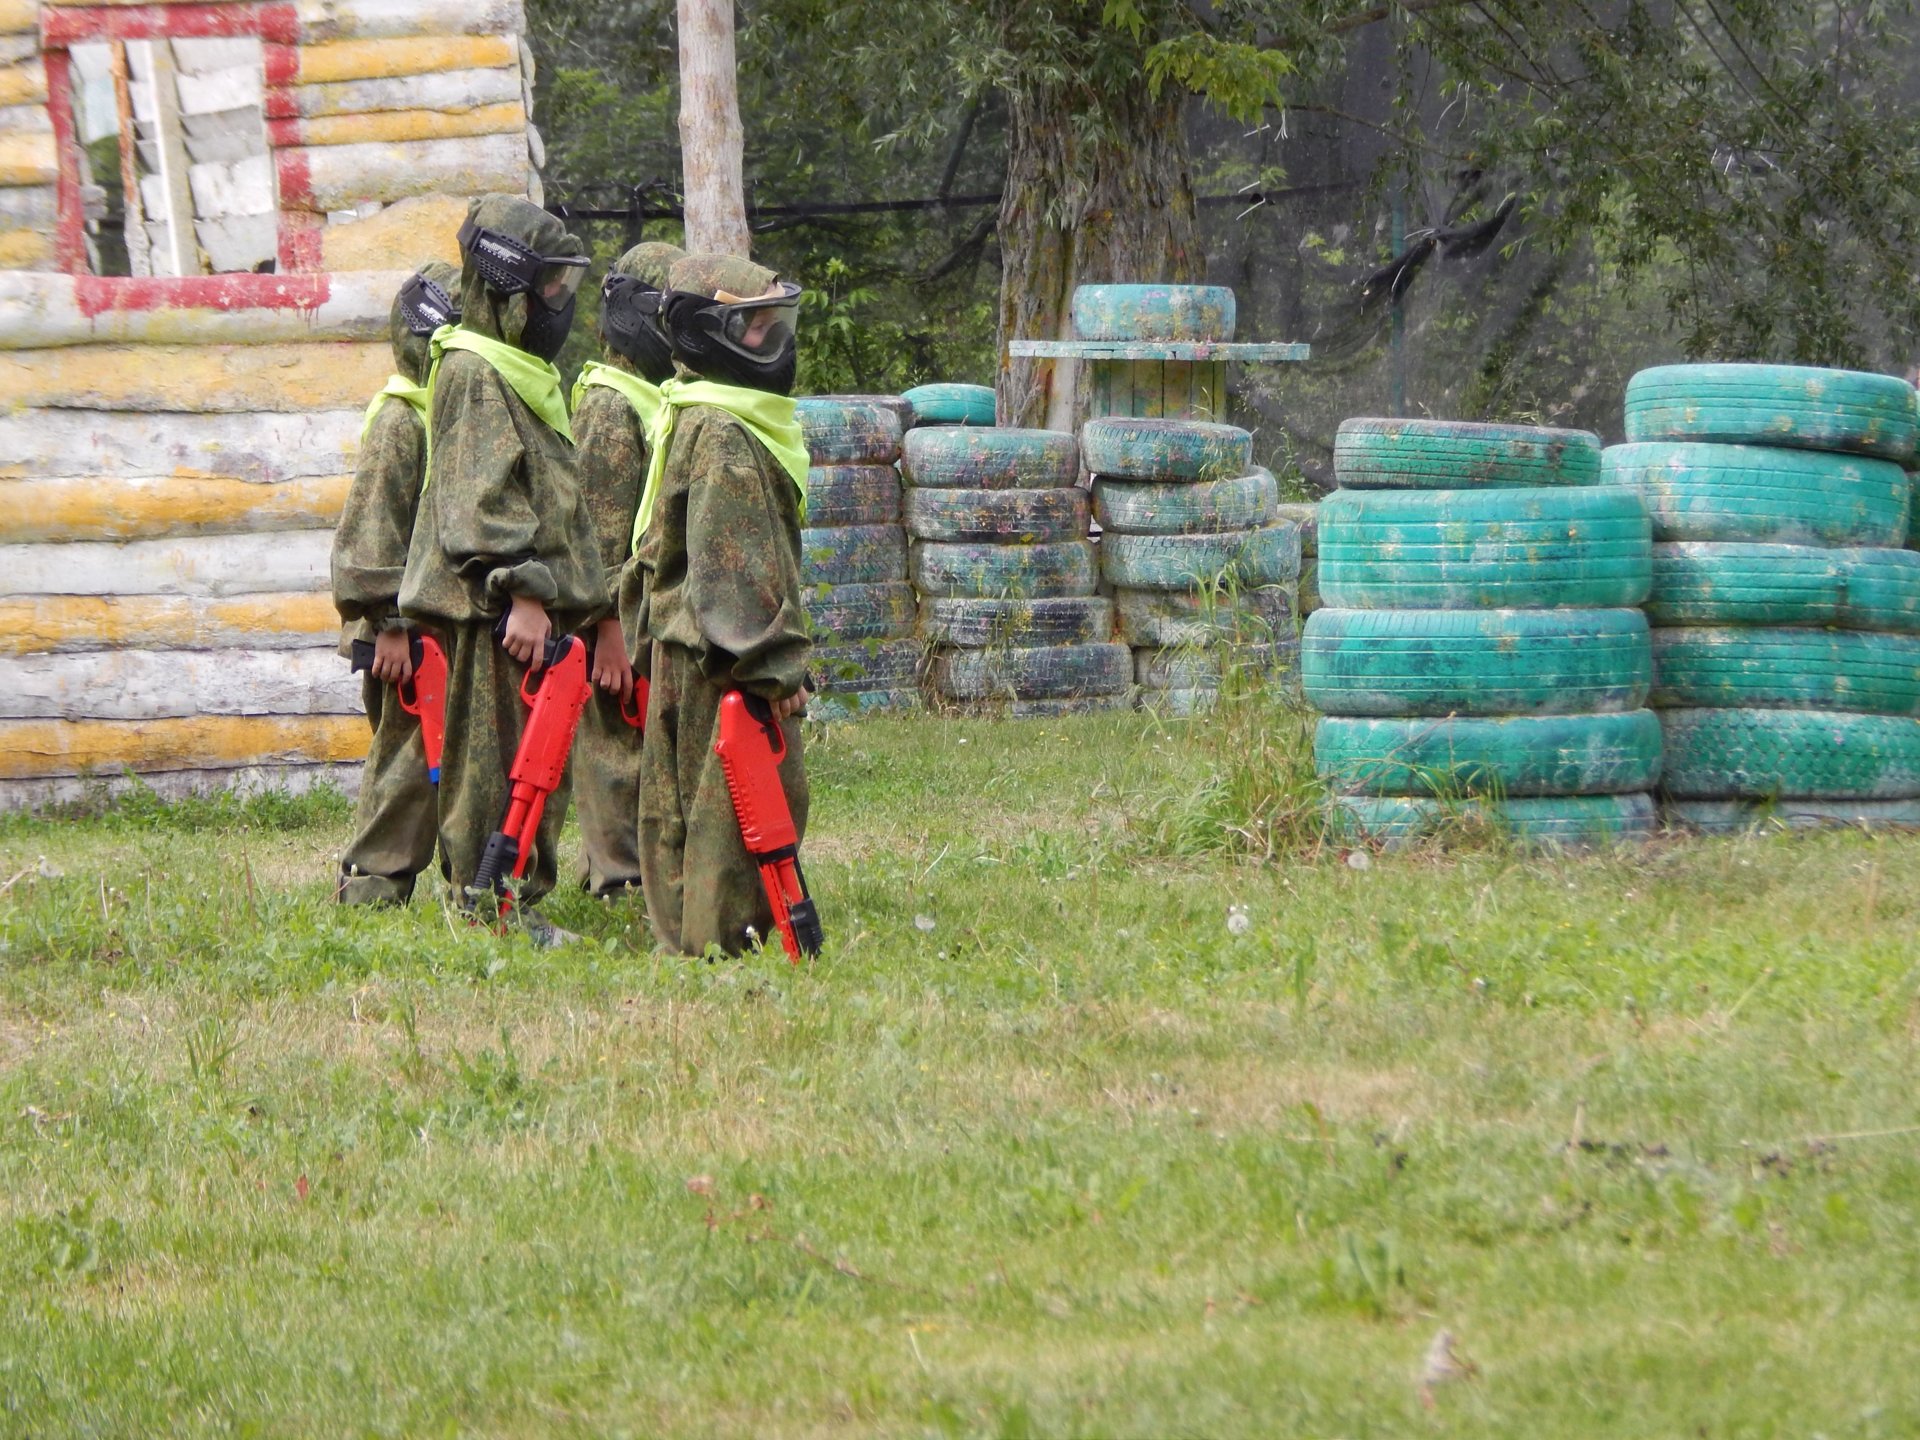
3,692 -> 1919,1437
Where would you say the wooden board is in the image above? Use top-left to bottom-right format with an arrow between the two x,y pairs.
296,0 -> 526,43
0,342 -> 388,413
0,645 -> 361,721
0,761 -> 363,811
0,473 -> 351,543
0,592 -> 341,655
270,100 -> 523,149
0,529 -> 335,597
283,130 -> 525,211
0,271 -> 401,349
285,65 -> 520,119
0,713 -> 368,779
0,410 -> 360,480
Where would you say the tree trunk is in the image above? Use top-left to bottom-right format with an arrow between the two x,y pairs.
676,0 -> 751,257
996,70 -> 1199,430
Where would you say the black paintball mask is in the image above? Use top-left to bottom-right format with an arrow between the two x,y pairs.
661,281 -> 804,395
396,270 -> 460,337
600,273 -> 675,383
457,215 -> 590,362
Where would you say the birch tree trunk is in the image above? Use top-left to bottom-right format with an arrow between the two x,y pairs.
676,0 -> 751,257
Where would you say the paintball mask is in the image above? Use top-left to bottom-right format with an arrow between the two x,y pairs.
662,281 -> 804,395
397,270 -> 460,337
457,215 -> 591,362
600,273 -> 676,382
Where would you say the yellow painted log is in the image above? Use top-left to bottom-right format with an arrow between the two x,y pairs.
297,34 -> 517,85
0,1 -> 35,37
0,128 -> 54,186
0,227 -> 52,269
0,713 -> 366,779
319,193 -> 464,272
0,342 -> 388,413
0,593 -> 340,656
0,59 -> 42,107
292,100 -> 523,148
0,473 -> 351,543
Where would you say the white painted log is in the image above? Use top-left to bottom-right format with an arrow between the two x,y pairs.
297,0 -> 526,44
0,129 -> 56,186
0,272 -> 402,349
0,344 -> 387,414
0,37 -> 29,67
171,38 -> 262,75
0,183 -> 52,226
0,473 -> 350,544
185,123 -> 264,168
0,646 -> 362,721
0,101 -> 46,134
0,410 -> 361,480
188,152 -> 274,216
0,59 -> 45,109
194,213 -> 279,272
0,0 -> 30,36
175,62 -> 265,117
0,227 -> 53,269
289,65 -> 520,119
0,592 -> 341,656
0,762 -> 364,812
0,530 -> 335,598
182,103 -> 265,141
0,714 -> 369,781
296,34 -> 519,87
291,130 -> 525,211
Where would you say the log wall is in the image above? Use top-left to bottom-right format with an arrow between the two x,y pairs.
0,0 -> 540,809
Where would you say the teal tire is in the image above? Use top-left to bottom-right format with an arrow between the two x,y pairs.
801,524 -> 907,586
1317,485 -> 1651,609
805,465 -> 902,527
1666,798 -> 1920,833
809,689 -> 922,722
1135,641 -> 1299,690
1093,469 -> 1279,535
903,486 -> 1089,543
1330,793 -> 1657,847
902,427 -> 1078,489
1623,363 -> 1919,464
919,596 -> 1113,646
910,539 -> 1097,598
1651,627 -> 1920,716
1659,707 -> 1920,799
1071,283 -> 1237,342
933,642 -> 1133,701
1101,523 -> 1302,590
1081,418 -> 1253,480
1302,607 -> 1653,717
903,383 -> 996,427
1650,542 -> 1920,632
1602,441 -> 1909,547
1111,584 -> 1296,647
805,581 -> 916,642
1315,710 -> 1662,797
795,397 -> 903,465
1334,418 -> 1602,490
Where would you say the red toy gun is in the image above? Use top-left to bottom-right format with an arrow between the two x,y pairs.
469,633 -> 593,915
714,689 -> 823,961
586,627 -> 647,733
350,632 -> 450,783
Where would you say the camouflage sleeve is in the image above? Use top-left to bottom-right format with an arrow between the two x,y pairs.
572,385 -> 648,584
330,399 -> 424,631
426,356 -> 556,605
684,420 -> 811,700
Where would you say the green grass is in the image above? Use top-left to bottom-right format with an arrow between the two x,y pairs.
4,697 -> 1920,1436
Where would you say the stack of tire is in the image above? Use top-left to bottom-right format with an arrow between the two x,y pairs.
1305,419 -> 1660,847
903,383 -> 996,429
1604,364 -> 1920,832
903,426 -> 1131,715
1087,417 -> 1302,714
794,396 -> 922,718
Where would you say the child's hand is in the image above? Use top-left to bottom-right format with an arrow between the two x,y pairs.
370,629 -> 414,685
771,686 -> 811,722
501,594 -> 551,669
590,617 -> 633,703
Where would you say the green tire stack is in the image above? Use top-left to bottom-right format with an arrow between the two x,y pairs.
1605,363 -> 1920,832
903,425 -> 1130,715
795,396 -> 922,719
1086,417 -> 1304,714
1305,418 -> 1659,847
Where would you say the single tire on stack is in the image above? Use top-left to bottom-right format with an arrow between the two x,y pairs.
1308,418 -> 1656,848
1607,363 -> 1920,831
903,425 -> 1125,714
903,383 -> 996,429
1086,417 -> 1301,713
796,396 -> 921,718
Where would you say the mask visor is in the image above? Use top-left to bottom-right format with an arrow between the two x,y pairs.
714,282 -> 803,358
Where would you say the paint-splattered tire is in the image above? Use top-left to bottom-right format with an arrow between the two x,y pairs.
909,539 -> 1097,598
1081,418 -> 1253,481
1314,710 -> 1662,797
1100,523 -> 1302,590
1334,418 -> 1602,490
1647,543 -> 1920,632
933,642 -> 1133,701
1093,469 -> 1279,535
903,382 -> 996,427
918,596 -> 1113,647
903,486 -> 1089,544
1603,441 -> 1909,547
1665,798 -> 1920,833
795,396 -> 904,465
902,426 -> 1078,489
1650,627 -> 1920,715
1659,707 -> 1920,799
1111,585 -> 1296,647
804,581 -> 916,642
801,524 -> 907,586
804,465 -> 902,527
1070,283 -> 1237,342
1331,792 -> 1657,847
1623,363 -> 1919,463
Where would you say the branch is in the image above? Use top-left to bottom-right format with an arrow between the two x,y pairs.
1324,0 -> 1485,37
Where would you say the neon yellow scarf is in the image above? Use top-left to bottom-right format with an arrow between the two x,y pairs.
630,378 -> 810,553
572,360 -> 665,433
422,324 -> 573,488
359,374 -> 428,441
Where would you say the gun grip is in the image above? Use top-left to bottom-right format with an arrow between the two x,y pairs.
349,639 -> 375,673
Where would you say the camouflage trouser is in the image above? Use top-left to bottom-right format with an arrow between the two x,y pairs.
638,641 -> 809,956
337,672 -> 438,904
434,620 -> 569,909
575,686 -> 645,897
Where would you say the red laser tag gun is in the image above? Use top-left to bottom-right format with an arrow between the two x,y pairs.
349,632 -> 450,783
468,633 -> 593,915
714,689 -> 823,961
